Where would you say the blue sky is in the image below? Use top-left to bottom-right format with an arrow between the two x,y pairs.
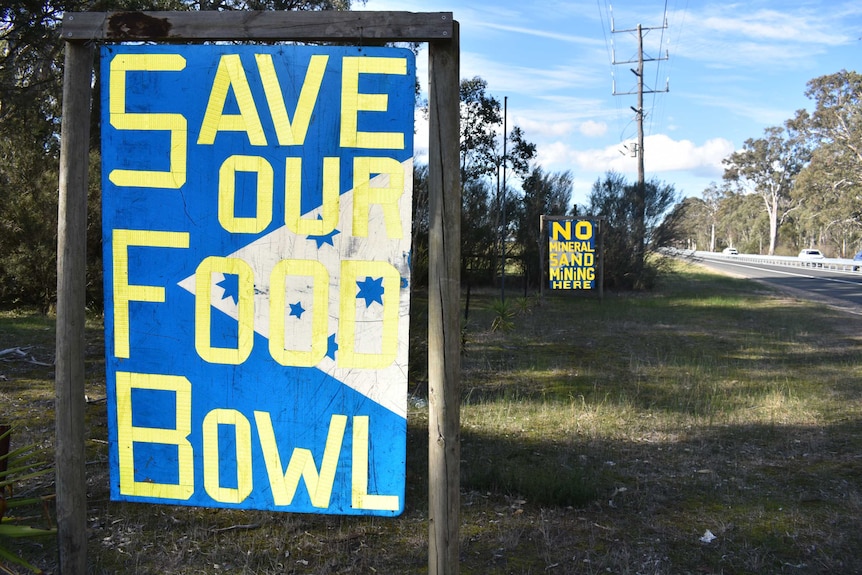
362,0 -> 862,207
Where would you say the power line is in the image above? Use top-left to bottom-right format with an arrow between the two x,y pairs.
648,0 -> 669,136
611,18 -> 669,165
610,11 -> 669,271
649,0 -> 688,137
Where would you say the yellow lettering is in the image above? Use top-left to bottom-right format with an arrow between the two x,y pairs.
352,416 -> 399,511
202,409 -> 253,504
340,56 -> 407,149
112,229 -> 189,359
550,221 -> 571,241
256,53 -> 328,146
195,256 -> 255,365
218,155 -> 274,234
284,157 -> 340,236
338,261 -> 401,368
575,220 -> 593,240
116,371 -> 193,500
549,240 -> 594,252
352,157 -> 404,238
269,259 -> 329,366
254,412 -> 347,508
108,54 -> 187,189
198,54 -> 267,146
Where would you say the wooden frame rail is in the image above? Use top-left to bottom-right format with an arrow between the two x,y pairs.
57,10 -> 460,574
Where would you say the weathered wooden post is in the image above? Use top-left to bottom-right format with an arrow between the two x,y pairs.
428,22 -> 461,575
56,38 -> 93,574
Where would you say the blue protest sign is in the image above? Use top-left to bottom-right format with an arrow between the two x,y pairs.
101,44 -> 414,515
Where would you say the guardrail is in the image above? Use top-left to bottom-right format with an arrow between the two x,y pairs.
670,249 -> 862,273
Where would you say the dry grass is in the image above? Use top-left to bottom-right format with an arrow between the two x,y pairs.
3,259 -> 862,574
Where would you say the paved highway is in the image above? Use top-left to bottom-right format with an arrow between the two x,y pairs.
684,252 -> 862,316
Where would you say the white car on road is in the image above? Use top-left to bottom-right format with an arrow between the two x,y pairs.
798,249 -> 824,260
798,249 -> 825,266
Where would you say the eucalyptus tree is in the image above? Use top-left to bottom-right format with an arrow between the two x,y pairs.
460,178 -> 497,283
790,70 -> 862,255
722,123 -> 810,255
459,77 -> 502,183
516,167 -> 573,287
792,142 -> 862,256
458,76 -> 536,284
794,70 -> 862,184
196,0 -> 356,8
715,191 -> 769,254
458,77 -> 536,182
701,182 -> 731,252
671,196 -> 708,251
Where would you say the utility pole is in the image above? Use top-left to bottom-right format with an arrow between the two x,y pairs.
611,15 -> 668,276
500,95 -> 508,302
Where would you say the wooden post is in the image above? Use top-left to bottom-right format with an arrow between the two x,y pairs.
58,11 -> 460,572
427,22 -> 461,575
539,215 -> 545,300
56,40 -> 93,575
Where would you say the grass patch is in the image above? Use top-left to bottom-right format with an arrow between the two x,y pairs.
3,259 -> 862,573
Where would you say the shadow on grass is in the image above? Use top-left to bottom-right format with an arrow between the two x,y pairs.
6,263 -> 862,573
461,429 -> 599,508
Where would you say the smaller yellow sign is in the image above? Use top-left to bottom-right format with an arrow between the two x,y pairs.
548,219 -> 596,290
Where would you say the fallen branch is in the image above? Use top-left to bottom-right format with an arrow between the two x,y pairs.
209,523 -> 262,534
0,347 -> 52,367
0,347 -> 30,358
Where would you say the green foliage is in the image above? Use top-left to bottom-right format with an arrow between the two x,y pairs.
722,123 -> 811,255
0,427 -> 56,575
461,179 -> 498,284
675,70 -> 861,256
516,166 -> 574,288
196,0 -> 361,11
790,71 -> 862,256
409,164 -> 429,286
0,0 -> 67,311
459,77 -> 503,183
488,298 -> 515,332
457,77 -> 537,286
584,171 -> 678,290
0,129 -> 60,312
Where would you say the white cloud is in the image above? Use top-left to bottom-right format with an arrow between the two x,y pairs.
579,120 -> 608,137
538,134 -> 734,179
700,10 -> 848,46
672,3 -> 860,70
641,134 -> 734,175
475,21 -> 604,47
